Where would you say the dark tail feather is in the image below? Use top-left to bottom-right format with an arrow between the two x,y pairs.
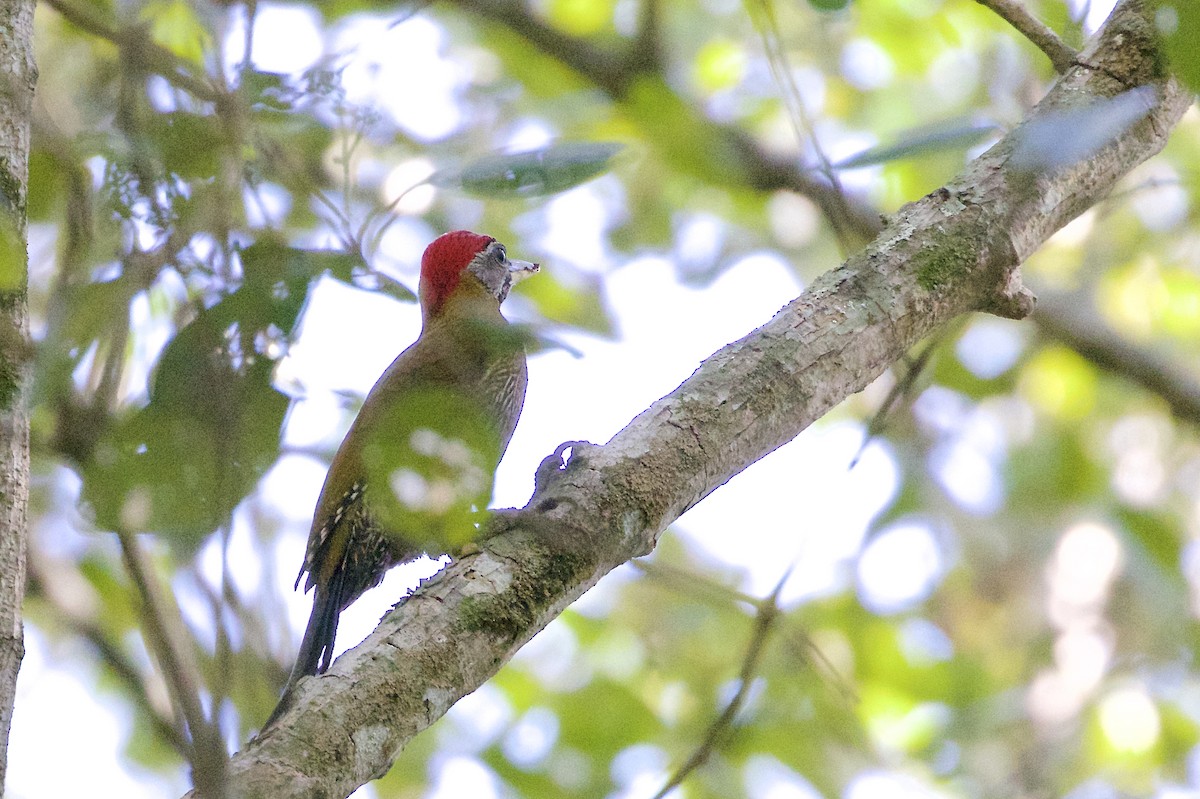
294,584 -> 342,679
262,585 -> 342,729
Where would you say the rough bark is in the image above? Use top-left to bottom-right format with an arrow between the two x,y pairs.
214,2 -> 1193,796
0,0 -> 36,792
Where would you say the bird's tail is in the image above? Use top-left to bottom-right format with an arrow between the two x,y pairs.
262,583 -> 342,729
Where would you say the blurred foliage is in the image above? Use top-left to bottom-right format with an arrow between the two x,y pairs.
835,119 -> 999,169
16,0 -> 1200,797
1153,0 -> 1200,93
432,142 -> 627,198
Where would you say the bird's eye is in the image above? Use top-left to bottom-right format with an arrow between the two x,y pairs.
494,243 -> 507,262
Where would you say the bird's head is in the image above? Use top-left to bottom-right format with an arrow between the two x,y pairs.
419,230 -> 539,322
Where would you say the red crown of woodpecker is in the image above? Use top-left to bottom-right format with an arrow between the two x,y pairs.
419,230 -> 495,314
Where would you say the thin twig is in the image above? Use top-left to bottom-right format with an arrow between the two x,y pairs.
635,558 -> 860,708
777,627 -> 861,709
116,529 -> 203,728
746,0 -> 857,253
632,0 -> 663,73
358,173 -> 430,256
189,558 -> 290,690
25,553 -> 191,755
240,0 -> 258,79
850,317 -> 968,468
974,0 -> 1078,73
214,524 -> 235,735
310,187 -> 355,248
650,571 -> 789,799
634,580 -> 866,739
116,529 -> 229,796
632,558 -> 761,609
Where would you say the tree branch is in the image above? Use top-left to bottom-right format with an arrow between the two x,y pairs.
40,0 -> 223,103
117,529 -> 229,794
25,552 -> 191,756
1035,292 -> 1200,426
650,573 -> 785,799
213,3 -> 1192,796
974,0 -> 1078,74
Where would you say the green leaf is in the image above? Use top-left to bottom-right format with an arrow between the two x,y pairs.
1007,426 -> 1104,508
836,120 -> 999,168
84,349 -> 288,551
0,210 -> 25,293
239,239 -> 366,316
518,270 -> 613,336
359,385 -> 503,552
79,240 -> 334,549
146,112 -> 224,178
433,142 -> 625,199
556,677 -> 662,756
1154,1 -> 1200,93
1116,507 -> 1181,576
333,269 -> 416,304
241,70 -> 291,111
60,279 -> 134,349
26,148 -> 61,222
694,39 -> 748,92
624,77 -> 748,186
546,0 -> 614,35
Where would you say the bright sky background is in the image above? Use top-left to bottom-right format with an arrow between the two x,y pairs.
10,0 -> 1123,796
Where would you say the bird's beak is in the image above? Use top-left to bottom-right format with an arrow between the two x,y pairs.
507,260 -> 540,283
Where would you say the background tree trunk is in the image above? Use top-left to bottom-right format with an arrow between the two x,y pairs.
0,0 -> 37,791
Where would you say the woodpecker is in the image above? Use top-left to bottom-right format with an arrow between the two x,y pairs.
269,231 -> 537,722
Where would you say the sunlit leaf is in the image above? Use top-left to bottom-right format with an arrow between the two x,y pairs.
124,703 -> 185,769
557,677 -> 662,756
140,0 -> 213,64
1007,426 -> 1105,508
694,38 -> 748,92
1159,268 -> 1200,338
1019,345 -> 1098,420
547,0 -> 613,36
1116,507 -> 1182,579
